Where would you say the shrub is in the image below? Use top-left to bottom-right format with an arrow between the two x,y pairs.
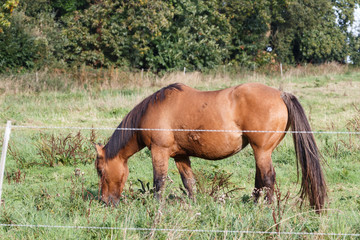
0,11 -> 40,71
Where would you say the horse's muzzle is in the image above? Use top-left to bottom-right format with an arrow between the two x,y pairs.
99,195 -> 120,206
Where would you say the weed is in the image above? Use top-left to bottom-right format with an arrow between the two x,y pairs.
124,179 -> 155,206
8,145 -> 34,168
36,129 -> 98,167
340,104 -> 360,152
69,173 -> 98,224
195,169 -> 244,203
6,169 -> 26,184
0,205 -> 15,225
34,188 -> 53,211
137,179 -> 152,194
63,174 -> 97,218
241,194 -> 252,203
271,181 -> 291,232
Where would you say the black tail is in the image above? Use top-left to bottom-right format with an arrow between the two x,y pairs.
281,92 -> 327,212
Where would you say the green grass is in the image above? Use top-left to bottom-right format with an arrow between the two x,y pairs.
0,65 -> 360,239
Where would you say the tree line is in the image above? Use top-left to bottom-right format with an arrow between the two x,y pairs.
1,0 -> 360,73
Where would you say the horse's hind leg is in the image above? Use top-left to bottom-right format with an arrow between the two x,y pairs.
174,156 -> 195,199
151,146 -> 170,199
252,148 -> 276,203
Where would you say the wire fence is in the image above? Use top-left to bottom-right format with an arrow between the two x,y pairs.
1,122 -> 360,237
0,223 -> 360,237
1,124 -> 360,135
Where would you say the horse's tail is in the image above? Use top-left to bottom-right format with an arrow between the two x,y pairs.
281,92 -> 326,212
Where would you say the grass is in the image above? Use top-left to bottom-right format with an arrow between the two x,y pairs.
0,64 -> 360,239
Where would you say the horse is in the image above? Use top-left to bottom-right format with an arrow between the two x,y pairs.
94,82 -> 326,211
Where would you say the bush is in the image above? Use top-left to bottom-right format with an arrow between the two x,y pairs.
0,9 -> 65,72
2,0 -> 358,72
0,11 -> 40,71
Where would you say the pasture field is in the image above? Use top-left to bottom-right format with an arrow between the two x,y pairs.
0,65 -> 360,239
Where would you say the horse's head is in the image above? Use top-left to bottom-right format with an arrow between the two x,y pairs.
94,143 -> 128,205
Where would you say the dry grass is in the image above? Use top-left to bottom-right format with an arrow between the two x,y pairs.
282,62 -> 349,79
0,63 -> 355,95
1,63 -> 359,131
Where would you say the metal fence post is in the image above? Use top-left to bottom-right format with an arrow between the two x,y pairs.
0,121 -> 12,205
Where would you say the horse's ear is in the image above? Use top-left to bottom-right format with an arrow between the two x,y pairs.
94,143 -> 104,155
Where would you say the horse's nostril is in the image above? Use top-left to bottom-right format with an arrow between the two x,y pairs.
99,195 -> 108,205
107,195 -> 120,206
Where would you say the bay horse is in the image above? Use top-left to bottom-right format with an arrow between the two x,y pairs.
94,83 -> 326,211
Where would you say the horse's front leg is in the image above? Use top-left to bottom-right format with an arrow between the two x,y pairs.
151,146 -> 170,200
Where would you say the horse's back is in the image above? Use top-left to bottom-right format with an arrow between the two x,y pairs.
139,83 -> 288,159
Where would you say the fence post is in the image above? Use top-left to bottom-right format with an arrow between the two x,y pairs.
0,121 -> 12,205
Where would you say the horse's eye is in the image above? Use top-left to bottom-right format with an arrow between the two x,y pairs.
96,168 -> 103,177
95,156 -> 104,177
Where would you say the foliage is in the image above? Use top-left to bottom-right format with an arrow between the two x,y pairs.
60,0 -> 232,71
0,11 -> 41,71
50,0 -> 90,18
0,0 -> 18,33
147,0 -> 231,71
270,0 -> 355,64
60,0 -> 173,68
349,33 -> 360,65
220,0 -> 273,67
1,0 -> 360,71
0,8 -> 65,72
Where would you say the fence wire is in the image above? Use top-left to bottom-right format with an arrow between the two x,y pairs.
1,123 -> 359,237
0,223 -> 360,237
0,124 -> 359,135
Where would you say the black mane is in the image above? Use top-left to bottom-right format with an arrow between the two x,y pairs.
104,83 -> 183,159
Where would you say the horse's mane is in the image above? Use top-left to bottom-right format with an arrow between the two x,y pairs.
104,83 -> 183,159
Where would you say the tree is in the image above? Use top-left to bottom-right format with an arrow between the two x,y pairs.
270,0 -> 359,64
61,0 -> 232,71
220,0 -> 273,67
3,0 -> 360,71
0,0 -> 18,33
151,0 -> 231,71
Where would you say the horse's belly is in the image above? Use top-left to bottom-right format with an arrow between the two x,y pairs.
174,132 -> 246,160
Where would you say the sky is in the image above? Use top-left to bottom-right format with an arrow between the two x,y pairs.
352,6 -> 360,35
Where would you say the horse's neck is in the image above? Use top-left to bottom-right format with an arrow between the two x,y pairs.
118,133 -> 144,160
